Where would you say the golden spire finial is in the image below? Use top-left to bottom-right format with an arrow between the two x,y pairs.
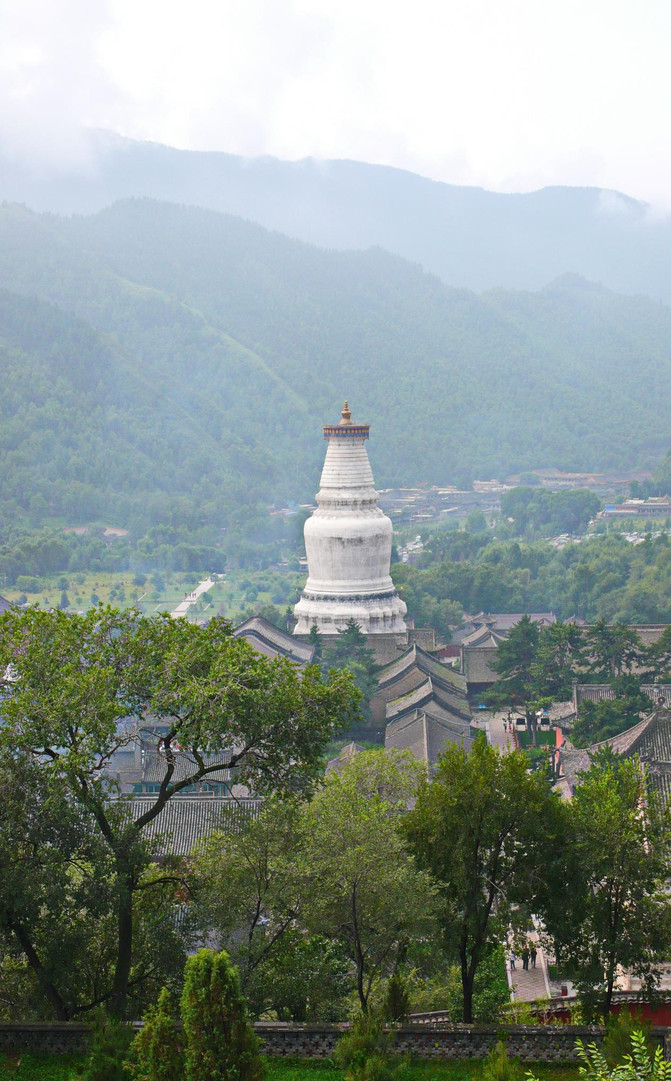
340,400 -> 352,424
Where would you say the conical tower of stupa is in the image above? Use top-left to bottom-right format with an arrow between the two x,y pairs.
293,402 -> 407,636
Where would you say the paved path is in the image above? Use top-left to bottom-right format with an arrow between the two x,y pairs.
486,711 -> 516,754
488,721 -> 551,1004
171,577 -> 216,619
509,946 -> 551,1002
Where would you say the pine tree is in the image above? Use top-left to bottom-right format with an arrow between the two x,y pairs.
181,949 -> 264,1081
130,987 -> 182,1081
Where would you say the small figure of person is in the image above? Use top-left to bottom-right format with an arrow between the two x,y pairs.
510,950 -> 516,971
530,946 -> 537,969
522,946 -> 530,971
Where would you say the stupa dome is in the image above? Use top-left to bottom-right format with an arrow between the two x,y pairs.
293,403 -> 407,636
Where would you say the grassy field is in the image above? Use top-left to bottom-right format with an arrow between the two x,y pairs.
1,568 -> 306,626
0,1053 -> 581,1080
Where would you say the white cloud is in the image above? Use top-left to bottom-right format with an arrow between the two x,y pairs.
0,0 -> 121,171
1,0 -> 671,207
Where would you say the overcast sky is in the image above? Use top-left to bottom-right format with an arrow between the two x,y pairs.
2,0 -> 671,206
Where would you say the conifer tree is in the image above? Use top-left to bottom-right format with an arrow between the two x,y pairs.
181,949 -> 264,1081
131,987 -> 182,1081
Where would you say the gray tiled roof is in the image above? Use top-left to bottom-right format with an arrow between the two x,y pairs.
378,644 -> 468,697
141,751 -> 234,785
326,741 -> 365,775
576,684 -> 671,707
558,707 -> 671,805
377,644 -> 421,685
386,709 -> 473,770
234,617 -> 315,665
461,646 -> 500,684
467,612 -> 556,633
386,676 -> 471,723
125,796 -> 262,856
460,626 -> 506,649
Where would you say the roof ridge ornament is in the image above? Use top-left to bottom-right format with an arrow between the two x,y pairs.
340,400 -> 353,424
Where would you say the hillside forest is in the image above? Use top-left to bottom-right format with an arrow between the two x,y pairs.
2,198 -> 671,556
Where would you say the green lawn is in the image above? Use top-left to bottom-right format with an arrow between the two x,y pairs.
0,1052 -> 581,1080
517,730 -> 555,750
2,567 -> 306,626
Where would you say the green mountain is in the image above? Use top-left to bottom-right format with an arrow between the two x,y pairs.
1,198 -> 670,536
2,132 -> 671,301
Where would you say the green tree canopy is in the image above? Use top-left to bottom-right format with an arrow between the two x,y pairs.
404,736 -> 564,1023
299,749 -> 436,1012
0,606 -> 356,1018
547,752 -> 671,1022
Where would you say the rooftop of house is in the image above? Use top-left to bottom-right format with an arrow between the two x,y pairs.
385,675 -> 471,724
233,616 -> 315,665
326,741 -> 365,775
386,709 -> 474,770
377,643 -> 468,697
558,706 -> 671,804
468,612 -> 557,632
124,796 -> 262,857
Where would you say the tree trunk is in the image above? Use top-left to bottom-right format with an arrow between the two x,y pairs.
109,860 -> 134,1020
9,917 -> 70,1021
460,943 -> 474,1023
356,957 -> 367,1013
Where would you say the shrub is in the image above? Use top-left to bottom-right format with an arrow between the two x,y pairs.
334,1014 -> 409,1081
527,1031 -> 671,1081
15,575 -> 42,593
603,1010 -> 653,1068
382,974 -> 410,1023
81,1009 -> 133,1081
181,948 -> 264,1081
480,1041 -> 524,1081
129,987 -> 182,1081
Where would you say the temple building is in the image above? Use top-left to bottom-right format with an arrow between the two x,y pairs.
293,402 -> 407,638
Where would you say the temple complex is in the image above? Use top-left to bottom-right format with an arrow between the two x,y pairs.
293,402 -> 407,637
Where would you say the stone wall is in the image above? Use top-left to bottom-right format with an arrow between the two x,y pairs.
0,1024 -> 93,1055
255,1022 -> 666,1062
1,1021 -> 667,1062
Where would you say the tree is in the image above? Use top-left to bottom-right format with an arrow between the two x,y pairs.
487,614 -> 540,721
0,753 -> 115,1021
465,509 -> 488,533
131,987 -> 182,1081
299,749 -> 437,1012
488,618 -> 584,741
586,619 -> 644,679
192,799 -> 351,1021
531,621 -> 585,701
572,677 -> 653,747
644,624 -> 671,679
404,736 -> 564,1023
307,623 -> 323,665
0,607 -> 357,1018
192,799 -> 301,1012
321,618 -> 379,723
548,752 -> 671,1022
181,949 -> 263,1081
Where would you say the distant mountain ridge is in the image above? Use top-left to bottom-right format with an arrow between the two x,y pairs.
1,197 -> 671,535
1,132 -> 671,302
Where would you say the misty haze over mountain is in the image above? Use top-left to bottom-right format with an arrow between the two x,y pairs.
2,132 -> 671,303
1,195 -> 671,540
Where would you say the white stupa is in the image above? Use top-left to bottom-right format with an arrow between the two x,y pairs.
293,402 -> 407,636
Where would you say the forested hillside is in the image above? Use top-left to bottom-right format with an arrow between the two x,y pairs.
3,134 -> 671,301
1,197 -> 671,540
